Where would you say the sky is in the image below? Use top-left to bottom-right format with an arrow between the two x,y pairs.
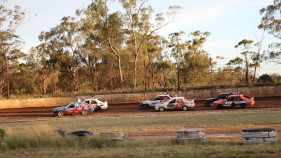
7,0 -> 281,76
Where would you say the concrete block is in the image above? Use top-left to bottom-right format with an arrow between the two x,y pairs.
242,132 -> 269,138
176,137 -> 206,145
264,137 -> 278,143
243,138 -> 264,144
100,132 -> 128,141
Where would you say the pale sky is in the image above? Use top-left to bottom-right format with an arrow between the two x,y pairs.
7,0 -> 281,75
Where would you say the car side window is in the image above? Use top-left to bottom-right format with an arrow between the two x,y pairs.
227,97 -> 234,101
177,99 -> 183,103
169,99 -> 176,104
154,96 -> 162,100
85,101 -> 90,104
91,100 -> 97,104
68,104 -> 75,108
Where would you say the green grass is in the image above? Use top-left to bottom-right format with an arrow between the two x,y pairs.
2,111 -> 281,134
0,139 -> 280,157
0,111 -> 281,157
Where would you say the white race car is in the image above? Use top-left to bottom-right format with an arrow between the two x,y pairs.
140,94 -> 171,109
154,97 -> 195,112
83,97 -> 108,110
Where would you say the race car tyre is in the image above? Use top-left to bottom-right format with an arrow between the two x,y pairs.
144,104 -> 150,110
240,104 -> 247,109
182,106 -> 188,111
159,107 -> 165,112
81,110 -> 88,116
217,104 -> 223,110
209,102 -> 213,107
58,111 -> 64,116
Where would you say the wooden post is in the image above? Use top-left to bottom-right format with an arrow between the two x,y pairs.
76,65 -> 79,94
7,66 -> 9,99
210,57 -> 213,87
43,66 -> 45,96
175,33 -> 180,92
144,60 -> 147,91
111,62 -> 113,92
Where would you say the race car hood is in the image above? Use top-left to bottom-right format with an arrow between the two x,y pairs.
213,99 -> 226,104
205,97 -> 217,102
141,100 -> 151,104
53,106 -> 66,111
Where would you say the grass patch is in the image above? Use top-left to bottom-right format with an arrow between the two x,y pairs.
0,111 -> 281,157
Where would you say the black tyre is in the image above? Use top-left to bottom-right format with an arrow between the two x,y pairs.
182,106 -> 188,111
217,104 -> 223,109
240,104 -> 247,109
57,111 -> 64,116
144,104 -> 150,110
159,107 -> 165,112
81,110 -> 88,116
209,102 -> 213,107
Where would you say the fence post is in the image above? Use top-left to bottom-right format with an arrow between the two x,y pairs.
144,60 -> 147,91
43,66 -> 45,96
76,65 -> 79,94
7,66 -> 9,99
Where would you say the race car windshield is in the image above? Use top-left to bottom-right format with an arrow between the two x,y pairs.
67,104 -> 75,108
154,96 -> 163,100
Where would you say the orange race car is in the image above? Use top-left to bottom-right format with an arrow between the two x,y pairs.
213,94 -> 255,109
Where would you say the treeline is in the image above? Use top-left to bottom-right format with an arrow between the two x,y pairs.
0,0 -> 281,98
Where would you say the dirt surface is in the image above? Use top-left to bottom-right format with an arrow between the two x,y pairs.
0,96 -> 281,123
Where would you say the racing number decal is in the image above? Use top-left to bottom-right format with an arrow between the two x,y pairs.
224,102 -> 232,107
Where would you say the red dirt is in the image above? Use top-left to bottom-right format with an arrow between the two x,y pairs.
0,96 -> 281,123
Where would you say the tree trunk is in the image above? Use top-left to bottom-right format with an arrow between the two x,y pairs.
117,55 -> 123,83
245,53 -> 249,86
152,63 -> 154,88
134,56 -> 138,89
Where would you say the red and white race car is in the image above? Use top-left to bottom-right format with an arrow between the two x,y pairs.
154,97 -> 195,112
213,94 -> 255,109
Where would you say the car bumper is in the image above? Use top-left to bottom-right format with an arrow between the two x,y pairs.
53,111 -> 59,115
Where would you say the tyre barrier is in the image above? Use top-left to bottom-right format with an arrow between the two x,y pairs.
176,129 -> 206,145
242,128 -> 278,144
100,132 -> 128,141
57,130 -> 93,138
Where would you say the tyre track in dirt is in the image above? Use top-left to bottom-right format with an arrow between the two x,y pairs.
0,96 -> 280,123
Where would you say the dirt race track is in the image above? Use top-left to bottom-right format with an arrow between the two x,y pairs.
0,96 -> 281,123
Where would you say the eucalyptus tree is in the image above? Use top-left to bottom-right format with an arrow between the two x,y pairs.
38,16 -> 83,92
259,0 -> 281,63
182,31 -> 211,87
234,39 -> 254,86
119,0 -> 181,89
168,31 -> 185,89
79,0 -> 126,85
145,35 -> 168,88
0,0 -> 25,96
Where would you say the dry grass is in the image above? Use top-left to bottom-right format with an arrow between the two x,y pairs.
0,110 -> 281,157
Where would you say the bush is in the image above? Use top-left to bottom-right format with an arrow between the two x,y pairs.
0,128 -> 5,141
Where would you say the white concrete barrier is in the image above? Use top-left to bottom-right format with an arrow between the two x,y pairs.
242,128 -> 278,144
176,129 -> 206,144
100,132 -> 128,141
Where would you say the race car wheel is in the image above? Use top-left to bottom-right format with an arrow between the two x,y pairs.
57,111 -> 64,116
209,102 -> 213,107
182,106 -> 188,111
81,110 -> 88,116
240,104 -> 247,109
217,104 -> 223,110
159,107 -> 165,112
144,104 -> 150,109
